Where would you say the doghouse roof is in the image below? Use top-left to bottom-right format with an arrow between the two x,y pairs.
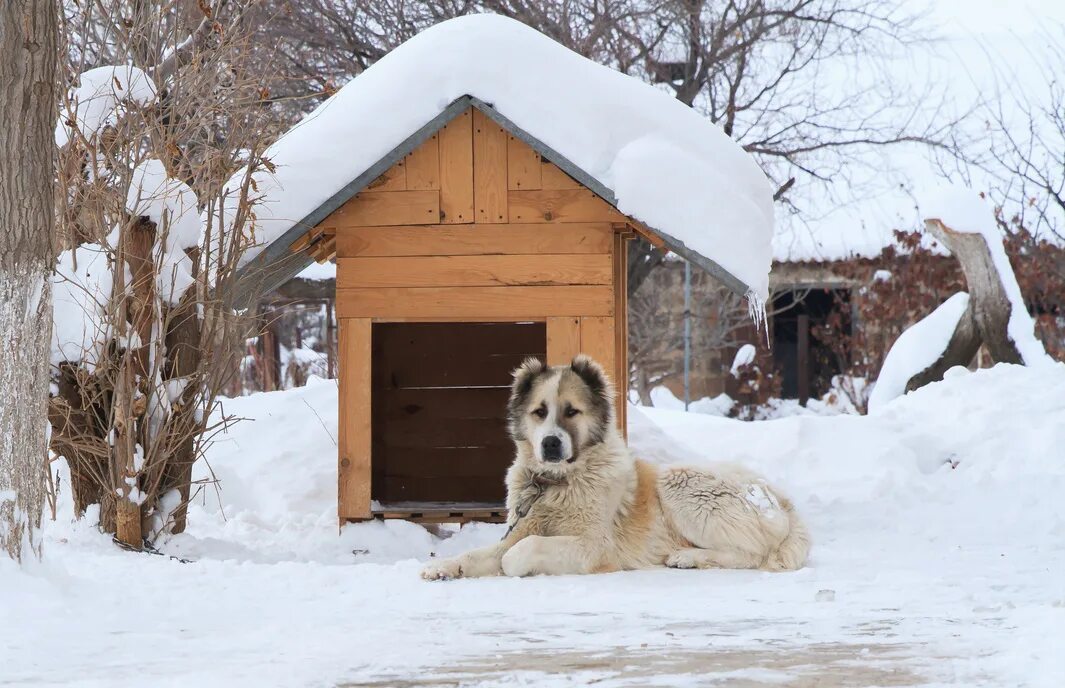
230,14 -> 775,303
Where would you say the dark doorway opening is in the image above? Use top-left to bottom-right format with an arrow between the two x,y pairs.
771,289 -> 851,403
370,321 -> 546,507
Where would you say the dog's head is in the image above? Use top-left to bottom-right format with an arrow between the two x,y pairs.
506,354 -> 615,467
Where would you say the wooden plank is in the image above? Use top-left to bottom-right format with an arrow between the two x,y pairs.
438,108 -> 474,224
614,234 -> 629,434
382,417 -> 506,449
370,511 -> 507,524
627,219 -> 667,250
508,189 -> 627,223
330,190 -> 439,227
541,160 -> 581,189
376,321 -> 546,362
382,354 -> 533,389
308,236 -> 336,263
405,133 -> 440,190
473,109 -> 509,223
382,387 -> 513,421
374,321 -> 544,392
365,159 -> 406,192
335,223 -> 613,257
381,446 -> 513,479
338,318 -> 372,520
337,285 -> 614,319
507,134 -> 541,190
546,316 -> 581,366
379,475 -> 505,503
337,254 -> 613,288
580,315 -> 620,427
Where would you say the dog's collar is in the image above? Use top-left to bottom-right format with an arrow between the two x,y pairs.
501,472 -> 567,541
528,472 -> 567,489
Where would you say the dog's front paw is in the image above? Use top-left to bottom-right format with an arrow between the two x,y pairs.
421,558 -> 463,581
665,550 -> 700,569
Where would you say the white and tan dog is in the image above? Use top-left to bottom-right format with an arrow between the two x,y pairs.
421,355 -> 809,580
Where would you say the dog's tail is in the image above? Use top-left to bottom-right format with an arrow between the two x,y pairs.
764,497 -> 810,571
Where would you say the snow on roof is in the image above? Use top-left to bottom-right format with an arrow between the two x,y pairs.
233,14 -> 775,300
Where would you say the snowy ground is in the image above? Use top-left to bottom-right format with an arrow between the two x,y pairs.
4,364 -> 1065,687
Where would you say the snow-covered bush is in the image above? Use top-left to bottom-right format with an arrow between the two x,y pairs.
48,3 -> 278,546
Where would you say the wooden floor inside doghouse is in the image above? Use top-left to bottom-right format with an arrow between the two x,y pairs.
370,321 -> 546,515
370,502 -> 507,524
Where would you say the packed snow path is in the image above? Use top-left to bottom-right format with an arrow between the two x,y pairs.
4,363 -> 1064,686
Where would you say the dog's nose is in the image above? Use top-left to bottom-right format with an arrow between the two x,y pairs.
541,435 -> 563,462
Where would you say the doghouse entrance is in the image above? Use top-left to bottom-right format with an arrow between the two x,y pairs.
370,322 -> 547,514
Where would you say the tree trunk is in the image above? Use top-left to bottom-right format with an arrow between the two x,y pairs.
0,0 -> 58,562
897,218 -> 1037,397
925,219 -> 1024,363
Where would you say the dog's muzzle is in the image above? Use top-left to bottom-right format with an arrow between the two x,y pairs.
541,435 -> 563,462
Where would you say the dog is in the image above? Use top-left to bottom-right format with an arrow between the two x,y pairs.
421,355 -> 809,580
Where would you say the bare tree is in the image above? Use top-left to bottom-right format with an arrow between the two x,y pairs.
48,0 -> 277,547
0,0 -> 57,563
977,25 -> 1065,243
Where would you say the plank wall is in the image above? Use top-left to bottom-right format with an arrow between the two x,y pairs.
331,107 -> 629,519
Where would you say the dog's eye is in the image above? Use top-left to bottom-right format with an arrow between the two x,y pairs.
531,406 -> 547,419
564,407 -> 581,418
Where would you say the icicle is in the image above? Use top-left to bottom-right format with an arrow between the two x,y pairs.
745,289 -> 770,347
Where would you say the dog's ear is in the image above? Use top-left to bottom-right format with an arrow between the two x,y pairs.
570,354 -> 614,409
507,358 -> 546,440
512,357 -> 546,395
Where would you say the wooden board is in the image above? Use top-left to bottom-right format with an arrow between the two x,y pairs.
336,254 -> 613,288
473,109 -> 509,223
383,386 -> 514,420
367,503 -> 507,524
546,316 -> 581,366
335,223 -> 614,257
378,476 -> 505,503
508,189 -> 627,223
614,234 -> 629,434
507,134 -> 541,190
438,108 -> 474,224
337,285 -> 614,319
338,318 -> 372,520
365,159 -> 406,191
329,190 -> 439,227
405,133 -> 440,190
382,416 -> 507,449
580,315 -> 621,426
371,321 -> 544,505
373,321 -> 544,387
381,446 -> 514,478
541,160 -> 581,189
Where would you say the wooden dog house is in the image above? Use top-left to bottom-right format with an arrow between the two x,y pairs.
232,21 -> 773,525
239,98 -> 760,523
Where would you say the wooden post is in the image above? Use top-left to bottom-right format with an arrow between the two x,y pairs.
325,299 -> 336,379
259,310 -> 281,391
797,314 -> 810,405
338,318 -> 372,521
614,234 -> 629,433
